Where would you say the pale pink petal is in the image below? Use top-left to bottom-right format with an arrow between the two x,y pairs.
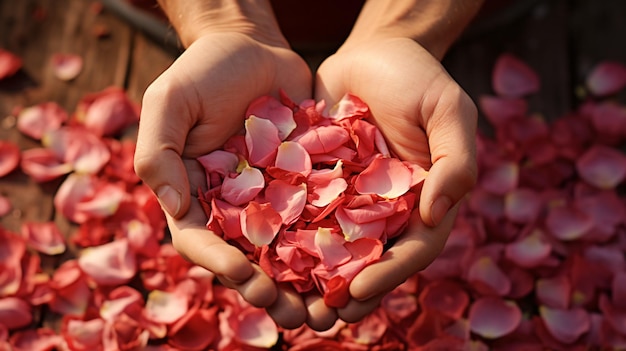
144,290 -> 189,324
64,318 -> 104,349
43,126 -> 111,174
221,163 -> 264,206
0,297 -> 32,330
576,145 -> 626,189
308,160 -> 344,184
78,238 -> 136,285
16,102 -> 68,140
480,161 -> 519,195
235,308 -> 278,348
246,95 -> 296,140
0,141 -> 20,178
295,125 -> 349,154
335,206 -> 386,242
479,95 -> 528,126
492,53 -> 540,97
309,177 -> 347,207
341,200 -> 399,223
504,188 -> 542,223
100,286 -> 143,322
419,280 -> 469,320
535,275 -> 571,309
539,306 -> 590,344
0,49 -> 22,79
467,256 -> 511,296
265,180 -> 307,225
74,182 -> 127,220
586,61 -> 626,96
197,150 -> 239,175
0,195 -> 10,217
328,93 -> 370,121
51,53 -> 83,81
314,227 -> 352,270
406,161 -> 428,187
354,156 -> 412,199
546,205 -> 594,241
20,148 -> 73,182
78,88 -> 139,137
240,201 -> 282,247
504,229 -> 551,268
469,297 -> 522,339
245,115 -> 281,167
21,221 -> 66,255
275,141 -> 312,176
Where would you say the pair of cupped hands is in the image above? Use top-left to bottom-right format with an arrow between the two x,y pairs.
134,31 -> 477,331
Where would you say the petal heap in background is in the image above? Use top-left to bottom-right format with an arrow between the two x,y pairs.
0,53 -> 625,350
197,93 -> 425,306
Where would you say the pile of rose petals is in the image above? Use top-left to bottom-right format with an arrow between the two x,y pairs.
0,53 -> 625,350
197,93 -> 426,306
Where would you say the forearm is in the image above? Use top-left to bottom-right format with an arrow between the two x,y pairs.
157,0 -> 287,48
346,0 -> 484,60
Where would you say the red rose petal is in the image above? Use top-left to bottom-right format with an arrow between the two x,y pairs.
323,275 -> 350,308
467,256 -> 511,296
480,161 -> 519,195
17,102 -> 68,140
0,49 -> 22,79
469,297 -> 522,339
419,279 -> 469,320
586,61 -> 626,96
0,297 -> 32,330
492,53 -> 540,97
545,204 -> 594,241
20,148 -> 73,182
576,144 -> 626,189
504,229 -> 552,268
539,306 -> 590,344
78,239 -> 136,285
51,53 -> 83,81
0,195 -> 11,217
0,141 -> 20,178
234,307 -> 279,348
535,275 -> 571,309
21,221 -> 66,255
479,95 -> 528,126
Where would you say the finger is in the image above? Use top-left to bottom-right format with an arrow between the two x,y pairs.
135,76 -> 194,219
167,196 -> 277,307
266,284 -> 307,329
420,86 -> 478,227
337,294 -> 384,324
349,203 -> 460,301
304,293 -> 338,332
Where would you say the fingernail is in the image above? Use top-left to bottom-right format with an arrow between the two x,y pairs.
157,185 -> 181,217
431,196 -> 452,226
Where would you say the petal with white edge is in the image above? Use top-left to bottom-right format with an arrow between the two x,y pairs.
354,156 -> 412,199
275,141 -> 312,176
235,308 -> 279,348
469,297 -> 521,339
245,116 -> 281,167
221,164 -> 264,206
314,227 -> 351,270
240,201 -> 282,247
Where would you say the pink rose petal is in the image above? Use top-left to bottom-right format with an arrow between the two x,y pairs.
313,227 -> 352,270
296,125 -> 350,154
77,87 -> 139,137
539,306 -> 590,344
240,201 -> 282,247
8,328 -> 62,351
467,256 -> 511,296
492,53 -> 540,97
51,53 -> 83,81
504,188 -> 542,223
63,318 -> 104,350
221,163 -> 264,206
275,141 -> 312,176
78,238 -> 137,285
576,145 -> 626,189
21,221 -> 66,255
16,102 -> 68,140
265,180 -> 307,225
354,156 -> 412,199
246,95 -> 296,140
0,195 -> 11,217
504,229 -> 552,268
43,126 -> 111,174
328,93 -> 370,121
479,95 -> 528,126
235,308 -> 279,348
469,297 -> 522,339
545,204 -> 594,241
245,115 -> 281,167
0,297 -> 32,330
419,279 -> 469,320
197,150 -> 239,176
144,290 -> 189,324
20,148 -> 73,182
335,205 -> 386,242
535,275 -> 571,309
0,49 -> 22,79
586,61 -> 626,96
480,161 -> 519,195
309,177 -> 347,207
0,141 -> 20,178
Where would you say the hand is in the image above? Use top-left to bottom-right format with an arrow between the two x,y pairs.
134,32 -> 312,328
314,37 -> 478,324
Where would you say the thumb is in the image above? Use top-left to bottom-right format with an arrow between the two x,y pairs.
419,90 -> 478,227
134,83 -> 192,219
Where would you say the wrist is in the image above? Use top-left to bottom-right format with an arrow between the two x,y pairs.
157,0 -> 288,48
343,0 -> 484,60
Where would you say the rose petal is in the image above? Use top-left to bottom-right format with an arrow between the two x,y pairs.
328,93 -> 370,121
335,205 -> 386,242
8,328 -> 62,351
492,53 -> 540,97
576,144 -> 626,189
479,95 -> 528,126
245,115 -> 281,167
535,275 -> 571,309
78,87 -> 139,137
296,125 -> 350,154
145,290 -> 189,324
197,150 -> 239,176
309,177 -> 347,207
51,53 -> 83,81
240,201 -> 282,247
265,180 -> 307,225
16,102 -> 68,140
0,195 -> 12,217
354,156 -> 412,199
168,307 -> 218,350
20,148 -> 73,182
246,95 -> 296,140
235,308 -> 278,348
63,318 -> 104,349
545,204 -> 594,241
221,163 -> 264,206
539,306 -> 590,344
0,297 -> 32,330
480,161 -> 519,195
504,188 -> 542,223
313,227 -> 352,270
43,126 -> 111,174
504,229 -> 552,268
469,297 -> 522,339
0,141 -> 20,178
324,275 -> 350,308
78,238 -> 136,285
586,61 -> 626,96
467,256 -> 511,296
21,221 -> 66,255
419,280 -> 469,320
275,141 -> 312,176
0,49 -> 22,79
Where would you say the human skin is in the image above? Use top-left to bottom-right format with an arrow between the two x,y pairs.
134,0 -> 482,330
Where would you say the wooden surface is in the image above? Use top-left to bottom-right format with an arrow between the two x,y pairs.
0,0 -> 625,333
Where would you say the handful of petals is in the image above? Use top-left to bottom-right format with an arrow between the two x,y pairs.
197,93 -> 427,307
